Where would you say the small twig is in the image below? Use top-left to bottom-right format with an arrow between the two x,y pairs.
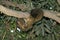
2,31 -> 6,40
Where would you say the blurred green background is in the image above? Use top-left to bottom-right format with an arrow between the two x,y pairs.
0,0 -> 60,40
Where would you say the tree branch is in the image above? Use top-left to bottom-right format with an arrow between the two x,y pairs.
43,10 -> 60,23
0,5 -> 30,18
0,5 -> 60,23
0,0 -> 27,11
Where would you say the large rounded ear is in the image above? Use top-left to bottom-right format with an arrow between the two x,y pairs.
30,8 -> 44,23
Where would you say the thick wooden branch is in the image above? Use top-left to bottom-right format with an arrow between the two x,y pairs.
0,5 -> 30,18
0,5 -> 60,23
43,10 -> 60,23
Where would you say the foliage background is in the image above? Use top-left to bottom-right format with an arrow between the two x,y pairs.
0,0 -> 60,40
